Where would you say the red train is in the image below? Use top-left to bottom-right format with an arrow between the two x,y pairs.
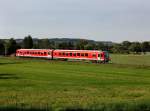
16,49 -> 110,63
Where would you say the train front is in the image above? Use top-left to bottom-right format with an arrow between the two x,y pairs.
100,51 -> 111,63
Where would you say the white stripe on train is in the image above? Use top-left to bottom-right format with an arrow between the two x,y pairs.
16,55 -> 104,61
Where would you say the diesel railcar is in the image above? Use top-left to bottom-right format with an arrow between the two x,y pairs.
16,49 -> 110,63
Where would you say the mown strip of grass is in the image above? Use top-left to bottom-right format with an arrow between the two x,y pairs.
111,54 -> 150,66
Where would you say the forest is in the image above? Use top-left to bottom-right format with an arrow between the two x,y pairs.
0,35 -> 150,55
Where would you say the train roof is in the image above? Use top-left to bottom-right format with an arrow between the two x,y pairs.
17,49 -> 103,52
54,49 -> 102,52
17,49 -> 52,50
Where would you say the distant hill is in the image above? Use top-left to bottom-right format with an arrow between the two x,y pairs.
15,38 -> 113,46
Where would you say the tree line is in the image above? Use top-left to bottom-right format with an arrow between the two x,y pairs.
0,35 -> 150,55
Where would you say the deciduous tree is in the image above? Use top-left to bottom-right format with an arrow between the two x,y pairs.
23,35 -> 33,49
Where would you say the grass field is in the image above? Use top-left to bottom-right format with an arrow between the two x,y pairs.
0,54 -> 150,111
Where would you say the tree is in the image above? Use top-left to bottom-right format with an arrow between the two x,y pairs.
121,41 -> 131,54
58,42 -> 68,49
0,40 -> 5,55
84,43 -> 97,50
7,38 -> 18,55
84,44 -> 94,50
112,43 -> 125,53
23,35 -> 33,49
97,42 -> 105,50
75,39 -> 88,50
49,41 -> 56,49
34,39 -> 55,49
141,41 -> 150,54
33,41 -> 40,49
38,39 -> 51,49
129,42 -> 141,54
67,42 -> 74,50
122,41 -> 131,48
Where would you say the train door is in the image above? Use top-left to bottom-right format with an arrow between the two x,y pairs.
100,51 -> 110,63
47,51 -> 52,59
98,52 -> 101,60
100,52 -> 104,61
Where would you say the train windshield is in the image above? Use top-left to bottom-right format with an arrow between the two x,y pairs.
104,51 -> 109,58
103,51 -> 110,62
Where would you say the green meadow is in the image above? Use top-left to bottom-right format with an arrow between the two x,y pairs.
0,54 -> 150,111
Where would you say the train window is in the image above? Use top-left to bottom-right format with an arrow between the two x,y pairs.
70,53 -> 72,56
59,53 -> 61,56
85,53 -> 88,57
48,52 -> 51,55
27,51 -> 29,54
35,52 -> 37,54
98,54 -> 100,57
73,53 -> 76,56
63,52 -> 65,56
55,53 -> 57,55
77,53 -> 80,56
38,52 -> 40,54
44,52 -> 47,55
92,54 -> 96,57
81,53 -> 84,56
66,53 -> 68,56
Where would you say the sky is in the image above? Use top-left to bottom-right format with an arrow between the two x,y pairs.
0,0 -> 150,42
